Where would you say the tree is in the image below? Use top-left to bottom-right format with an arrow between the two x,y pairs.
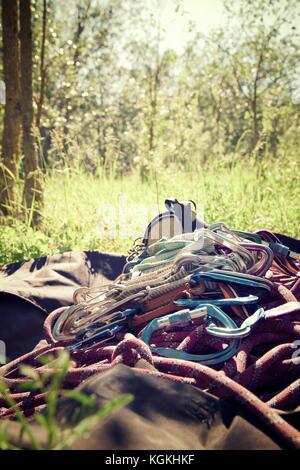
213,0 -> 300,153
20,0 -> 43,224
35,0 -> 47,129
0,0 -> 21,216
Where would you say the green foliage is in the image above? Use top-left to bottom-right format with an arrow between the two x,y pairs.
0,350 -> 133,450
1,0 -> 299,177
5,0 -> 296,175
1,0 -> 300,174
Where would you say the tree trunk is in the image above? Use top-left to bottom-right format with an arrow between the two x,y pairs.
0,0 -> 21,217
251,97 -> 259,152
35,0 -> 47,129
148,66 -> 159,153
20,0 -> 43,225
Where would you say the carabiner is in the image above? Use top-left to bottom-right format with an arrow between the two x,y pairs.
68,324 -> 122,351
140,304 -> 240,365
190,270 -> 273,295
68,308 -> 137,351
174,294 -> 259,309
206,308 -> 265,339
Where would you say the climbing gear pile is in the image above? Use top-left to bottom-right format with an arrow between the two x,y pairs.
1,198 -> 300,449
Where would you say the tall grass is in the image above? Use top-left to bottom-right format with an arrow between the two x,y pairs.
0,154 -> 299,267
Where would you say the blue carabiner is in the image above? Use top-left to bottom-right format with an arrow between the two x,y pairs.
140,305 -> 240,365
206,307 -> 265,339
174,294 -> 259,309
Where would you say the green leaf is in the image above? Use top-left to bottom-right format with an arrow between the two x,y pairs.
20,365 -> 39,381
63,390 -> 96,407
35,413 -> 49,429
